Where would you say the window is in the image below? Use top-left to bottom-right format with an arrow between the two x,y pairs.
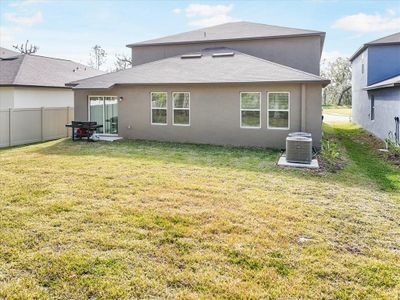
370,95 -> 375,121
240,92 -> 261,128
151,92 -> 167,125
172,92 -> 190,126
268,92 -> 290,129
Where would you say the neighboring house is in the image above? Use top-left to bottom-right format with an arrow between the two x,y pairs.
0,47 -> 103,109
350,32 -> 400,143
69,21 -> 329,148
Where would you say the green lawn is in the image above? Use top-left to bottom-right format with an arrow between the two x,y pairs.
0,123 -> 399,299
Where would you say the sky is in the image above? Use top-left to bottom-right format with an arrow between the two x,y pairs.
0,0 -> 399,70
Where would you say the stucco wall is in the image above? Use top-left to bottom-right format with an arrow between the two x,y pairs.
352,49 -> 369,127
130,36 -> 322,75
363,88 -> 400,141
74,83 -> 322,149
13,87 -> 74,108
0,87 -> 15,109
368,45 -> 400,85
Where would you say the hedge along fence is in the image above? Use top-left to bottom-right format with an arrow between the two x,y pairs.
0,107 -> 74,148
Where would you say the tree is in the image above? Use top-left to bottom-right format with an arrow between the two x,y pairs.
321,57 -> 352,106
13,40 -> 39,54
113,53 -> 133,71
89,45 -> 107,70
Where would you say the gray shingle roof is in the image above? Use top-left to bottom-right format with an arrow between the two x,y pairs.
69,48 -> 329,89
0,53 -> 104,88
0,47 -> 19,58
127,21 -> 325,47
364,74 -> 400,90
350,32 -> 400,61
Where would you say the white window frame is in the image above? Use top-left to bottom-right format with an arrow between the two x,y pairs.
150,92 -> 168,125
88,95 -> 118,135
267,91 -> 290,130
240,92 -> 261,129
172,92 -> 190,126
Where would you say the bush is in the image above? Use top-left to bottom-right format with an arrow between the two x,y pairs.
384,138 -> 400,166
320,140 -> 342,172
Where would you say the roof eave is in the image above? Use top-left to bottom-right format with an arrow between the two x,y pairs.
0,84 -> 71,89
364,82 -> 400,91
71,79 -> 330,90
126,32 -> 326,48
350,41 -> 400,62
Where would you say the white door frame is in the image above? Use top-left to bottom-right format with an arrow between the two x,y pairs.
88,95 -> 118,136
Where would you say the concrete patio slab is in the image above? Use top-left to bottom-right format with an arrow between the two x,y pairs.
277,154 -> 319,169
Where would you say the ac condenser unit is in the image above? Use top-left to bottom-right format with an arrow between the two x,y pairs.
286,136 -> 313,163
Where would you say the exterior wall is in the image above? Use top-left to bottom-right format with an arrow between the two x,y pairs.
352,49 -> 369,127
0,87 -> 15,109
363,88 -> 400,141
13,87 -> 74,108
130,36 -> 322,75
368,45 -> 400,85
74,83 -> 323,149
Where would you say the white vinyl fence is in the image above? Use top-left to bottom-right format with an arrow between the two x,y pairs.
0,107 -> 74,148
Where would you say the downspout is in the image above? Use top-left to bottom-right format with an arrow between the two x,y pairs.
301,84 -> 306,132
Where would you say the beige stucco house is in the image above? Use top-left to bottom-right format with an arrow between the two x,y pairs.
69,22 -> 329,148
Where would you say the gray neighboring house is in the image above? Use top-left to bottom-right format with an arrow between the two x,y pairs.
350,33 -> 400,143
69,21 -> 329,148
0,47 -> 103,109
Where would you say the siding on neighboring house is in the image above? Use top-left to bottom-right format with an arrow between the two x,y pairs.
0,86 -> 73,109
13,87 -> 73,108
74,83 -> 322,149
368,45 -> 400,85
130,35 -> 322,75
364,88 -> 400,140
352,49 -> 369,128
0,87 -> 14,109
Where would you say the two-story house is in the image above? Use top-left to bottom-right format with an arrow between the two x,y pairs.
69,21 -> 329,148
350,32 -> 400,144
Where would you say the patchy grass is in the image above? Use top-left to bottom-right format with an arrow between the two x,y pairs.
0,124 -> 399,299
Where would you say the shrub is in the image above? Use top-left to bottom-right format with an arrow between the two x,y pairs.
320,140 -> 342,172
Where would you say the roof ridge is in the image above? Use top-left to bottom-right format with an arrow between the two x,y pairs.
368,31 -> 400,44
12,55 -> 26,85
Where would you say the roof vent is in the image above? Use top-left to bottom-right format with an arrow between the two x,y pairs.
181,54 -> 202,59
212,52 -> 234,57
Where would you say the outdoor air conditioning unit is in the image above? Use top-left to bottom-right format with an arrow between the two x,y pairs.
286,133 -> 312,164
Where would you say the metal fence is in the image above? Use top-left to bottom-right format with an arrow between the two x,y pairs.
0,107 -> 74,148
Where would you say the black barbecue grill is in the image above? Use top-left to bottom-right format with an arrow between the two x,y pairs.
65,121 -> 103,141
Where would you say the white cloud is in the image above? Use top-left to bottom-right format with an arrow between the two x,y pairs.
184,4 -> 233,17
332,11 -> 400,32
0,26 -> 21,45
189,14 -> 237,27
173,3 -> 238,27
321,50 -> 349,64
173,8 -> 182,14
10,0 -> 47,7
5,11 -> 43,26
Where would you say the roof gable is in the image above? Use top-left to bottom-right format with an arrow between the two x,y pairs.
0,47 -> 19,59
69,48 -> 329,89
350,32 -> 400,61
127,21 -> 325,47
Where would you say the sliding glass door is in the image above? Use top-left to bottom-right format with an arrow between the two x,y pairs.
89,96 -> 118,134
